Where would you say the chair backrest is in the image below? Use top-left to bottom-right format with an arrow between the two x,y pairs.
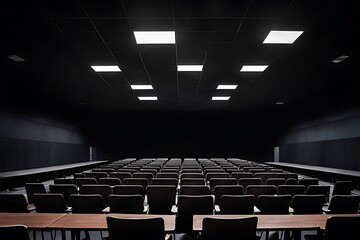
246,185 -> 277,204
257,195 -> 292,214
80,184 -> 112,205
328,195 -> 360,213
332,181 -> 353,195
277,185 -> 305,197
25,183 -> 47,204
209,178 -> 237,192
292,194 -> 325,214
179,185 -> 211,195
306,185 -> 330,203
98,178 -> 121,186
33,193 -> 67,213
276,173 -> 298,180
155,173 -> 179,179
230,172 -> 253,182
123,178 -> 148,190
285,178 -> 297,185
324,216 -> 360,240
146,185 -> 176,214
112,185 -> 145,197
76,178 -> 98,188
106,216 -> 165,240
132,173 -> 154,183
238,178 -> 261,190
69,194 -> 104,213
201,217 -> 258,240
176,195 -> 214,234
298,178 -> 319,189
108,194 -> 144,213
253,173 -> 278,184
181,178 -> 206,185
49,184 -> 78,206
108,172 -> 132,181
0,194 -> 29,212
151,178 -> 178,187
83,172 -> 108,180
205,173 -> 230,182
266,178 -> 285,187
180,173 -> 204,179
213,185 -> 243,204
219,195 -> 254,214
0,225 -> 30,240
54,178 -> 74,184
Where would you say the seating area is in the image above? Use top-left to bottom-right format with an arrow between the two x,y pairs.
1,157 -> 360,240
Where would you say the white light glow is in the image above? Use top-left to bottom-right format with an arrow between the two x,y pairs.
138,96 -> 158,101
91,65 -> 121,72
217,85 -> 238,90
177,65 -> 203,71
263,30 -> 303,44
134,31 -> 175,44
240,65 -> 268,72
212,96 -> 230,101
131,85 -> 153,90
332,55 -> 349,63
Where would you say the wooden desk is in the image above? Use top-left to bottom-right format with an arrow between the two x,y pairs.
0,213 -> 66,229
48,213 -> 176,232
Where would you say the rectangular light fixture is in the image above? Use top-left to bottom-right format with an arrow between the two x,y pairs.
7,55 -> 25,62
177,65 -> 203,71
138,96 -> 158,101
212,96 -> 230,101
131,85 -> 153,90
91,65 -> 121,72
263,30 -> 303,44
332,55 -> 349,63
134,31 -> 175,44
240,65 -> 268,72
217,85 -> 238,90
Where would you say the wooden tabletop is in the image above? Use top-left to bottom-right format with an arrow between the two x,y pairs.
47,213 -> 176,232
0,213 -> 66,229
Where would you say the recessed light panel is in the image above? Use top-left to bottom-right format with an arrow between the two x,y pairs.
7,55 -> 25,62
217,85 -> 238,90
212,96 -> 230,101
332,55 -> 349,63
91,66 -> 121,72
134,31 -> 175,44
131,85 -> 153,90
138,96 -> 158,101
240,65 -> 268,72
263,30 -> 303,44
177,65 -> 203,71
276,101 -> 285,105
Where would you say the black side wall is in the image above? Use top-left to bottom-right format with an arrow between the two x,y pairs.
280,110 -> 360,171
0,112 -> 89,172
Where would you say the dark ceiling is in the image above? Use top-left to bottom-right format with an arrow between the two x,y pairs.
0,0 -> 357,116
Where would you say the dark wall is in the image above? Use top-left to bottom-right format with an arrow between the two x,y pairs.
279,109 -> 360,170
0,112 -> 89,172
90,110 -> 279,163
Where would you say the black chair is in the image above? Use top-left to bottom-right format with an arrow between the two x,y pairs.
266,178 -> 285,187
201,217 -> 258,240
238,178 -> 262,191
49,184 -> 78,206
181,178 -> 206,185
80,184 -> 112,206
298,178 -> 319,190
306,185 -> 331,204
254,173 -> 278,184
76,178 -> 97,188
146,185 -> 176,214
108,172 -> 132,182
33,193 -> 67,213
83,172 -> 108,180
209,178 -> 237,192
113,185 -> 145,197
325,195 -> 360,213
54,178 -> 74,184
151,178 -> 178,187
123,178 -> 148,190
205,173 -> 230,182
246,185 -> 277,204
218,195 -> 255,214
25,183 -> 47,204
155,173 -> 179,179
213,185 -> 243,205
257,195 -> 292,214
180,173 -> 204,179
132,172 -> 154,183
108,194 -> 145,213
332,180 -> 353,195
97,178 -> 121,186
176,195 -> 213,235
179,185 -> 211,195
0,225 -> 30,240
106,216 -> 166,240
230,172 -> 253,182
277,185 -> 305,198
292,195 -> 325,214
285,178 -> 298,185
0,194 -> 31,212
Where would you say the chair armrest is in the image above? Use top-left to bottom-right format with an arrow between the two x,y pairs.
165,234 -> 172,240
254,206 -> 261,214
143,205 -> 149,213
289,207 -> 294,214
66,207 -> 72,213
322,206 -> 331,213
102,207 -> 110,213
171,205 -> 178,213
214,205 -> 221,214
27,204 -> 36,212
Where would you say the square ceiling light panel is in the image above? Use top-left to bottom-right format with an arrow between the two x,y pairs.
240,65 -> 268,72
138,96 -> 158,100
212,96 -> 231,101
217,85 -> 238,89
91,65 -> 121,72
263,30 -> 304,44
131,85 -> 153,90
177,65 -> 203,71
134,31 -> 175,44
